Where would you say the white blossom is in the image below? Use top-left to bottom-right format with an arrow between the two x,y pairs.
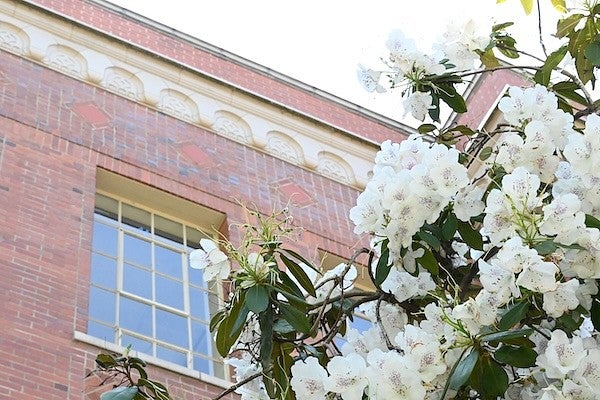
189,239 -> 230,281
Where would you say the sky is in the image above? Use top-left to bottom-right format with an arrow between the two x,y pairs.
107,0 -> 562,126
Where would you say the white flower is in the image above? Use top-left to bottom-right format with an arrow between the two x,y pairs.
453,186 -> 485,221
573,348 -> 600,394
290,357 -> 328,400
366,350 -> 426,400
189,239 -> 230,281
324,353 -> 368,400
536,329 -> 586,379
403,91 -> 434,121
542,279 -> 580,318
357,64 -> 386,93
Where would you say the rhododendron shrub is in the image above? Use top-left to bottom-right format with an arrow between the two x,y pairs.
95,1 -> 600,399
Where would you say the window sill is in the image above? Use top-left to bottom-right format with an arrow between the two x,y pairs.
73,331 -> 232,390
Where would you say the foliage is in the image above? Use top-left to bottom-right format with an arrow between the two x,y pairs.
98,0 -> 600,399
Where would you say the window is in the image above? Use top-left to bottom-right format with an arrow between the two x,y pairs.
87,171 -> 227,378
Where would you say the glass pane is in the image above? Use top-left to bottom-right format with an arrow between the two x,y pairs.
188,266 -> 207,287
121,334 -> 152,355
193,355 -> 211,375
88,286 -> 115,324
157,345 -> 187,367
95,195 -> 118,220
186,227 -> 210,249
155,215 -> 183,246
92,221 -> 118,257
155,245 -> 182,279
88,321 -> 115,342
155,309 -> 188,348
350,315 -> 371,333
119,297 -> 152,336
123,263 -> 152,299
122,204 -> 151,237
191,321 -> 211,355
123,234 -> 151,267
155,275 -> 184,310
90,253 -> 117,289
189,287 -> 209,321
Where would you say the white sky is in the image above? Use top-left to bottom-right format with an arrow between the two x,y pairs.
107,0 -> 561,126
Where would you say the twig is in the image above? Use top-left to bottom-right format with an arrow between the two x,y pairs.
536,0 -> 548,58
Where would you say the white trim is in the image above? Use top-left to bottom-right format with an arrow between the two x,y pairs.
74,331 -> 233,389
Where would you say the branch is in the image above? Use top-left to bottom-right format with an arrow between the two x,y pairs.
536,0 -> 548,58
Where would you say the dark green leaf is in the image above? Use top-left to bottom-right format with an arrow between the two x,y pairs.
246,285 -> 270,313
591,297 -> 600,329
448,125 -> 475,136
585,40 -> 600,65
279,302 -> 312,334
585,214 -> 600,229
457,220 -> 484,250
494,345 -> 537,367
448,348 -> 479,390
100,387 -> 139,400
553,81 -> 588,106
480,328 -> 533,343
96,353 -> 117,369
470,355 -> 509,400
273,319 -> 296,335
417,248 -> 439,275
556,313 -> 581,333
279,248 -> 320,274
479,146 -> 493,161
209,310 -> 226,332
556,14 -> 584,38
417,229 -> 441,251
418,123 -> 437,134
428,92 -> 441,122
259,307 -> 274,370
437,83 -> 467,113
375,246 -> 392,286
215,296 -> 246,357
442,213 -> 458,240
498,301 -> 530,331
492,22 -> 514,31
231,304 -> 250,334
279,253 -> 316,297
534,240 -> 558,255
534,46 -> 567,86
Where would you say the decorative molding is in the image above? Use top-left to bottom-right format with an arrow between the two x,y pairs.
0,1 -> 378,188
266,131 -> 304,164
212,111 -> 252,144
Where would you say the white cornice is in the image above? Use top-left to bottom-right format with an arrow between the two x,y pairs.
0,0 -> 405,188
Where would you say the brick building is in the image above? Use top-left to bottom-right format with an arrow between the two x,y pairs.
0,0 -> 519,399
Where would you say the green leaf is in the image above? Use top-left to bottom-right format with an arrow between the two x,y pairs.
585,39 -> 600,65
470,355 -> 509,400
231,304 -> 250,333
417,229 -> 441,251
494,345 -> 537,367
215,296 -> 247,357
480,48 -> 501,68
573,18 -> 596,85
534,46 -> 567,86
96,353 -> 117,369
279,248 -> 320,274
534,239 -> 558,255
518,0 -> 533,13
556,14 -> 584,38
418,123 -> 437,134
375,246 -> 392,286
209,310 -> 226,332
480,328 -> 533,343
457,220 -> 484,250
448,125 -> 475,136
492,22 -> 514,31
259,307 -> 275,371
498,301 -> 530,331
448,348 -> 479,390
552,81 -> 588,105
437,83 -> 467,113
585,214 -> 600,229
100,387 -> 139,400
591,297 -> 600,330
551,0 -> 566,13
479,146 -> 493,161
279,253 -> 316,297
428,92 -> 441,122
417,248 -> 439,275
279,302 -> 312,334
442,212 -> 458,240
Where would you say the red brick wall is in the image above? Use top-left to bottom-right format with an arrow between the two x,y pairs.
24,0 -> 410,145
0,38 -> 368,398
